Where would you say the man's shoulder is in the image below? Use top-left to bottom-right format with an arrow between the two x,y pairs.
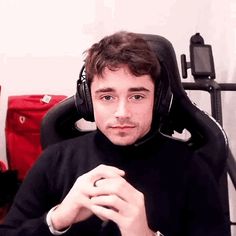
158,133 -> 194,156
40,130 -> 98,162
36,130 -> 99,171
49,130 -> 97,149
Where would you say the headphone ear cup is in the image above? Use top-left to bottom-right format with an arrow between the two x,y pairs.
155,80 -> 173,117
154,64 -> 173,122
75,66 -> 94,122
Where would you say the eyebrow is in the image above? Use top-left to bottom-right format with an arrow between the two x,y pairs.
129,87 -> 150,92
95,87 -> 151,94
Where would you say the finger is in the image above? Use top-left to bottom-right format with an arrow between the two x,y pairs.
93,177 -> 138,202
78,165 -> 125,197
90,203 -> 121,224
91,194 -> 123,212
87,164 -> 125,183
92,164 -> 125,176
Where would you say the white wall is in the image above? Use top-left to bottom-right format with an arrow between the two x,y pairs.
0,0 -> 235,161
0,0 -> 236,234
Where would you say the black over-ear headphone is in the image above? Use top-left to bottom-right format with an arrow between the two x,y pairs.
153,62 -> 173,122
75,65 -> 94,122
75,63 -> 173,124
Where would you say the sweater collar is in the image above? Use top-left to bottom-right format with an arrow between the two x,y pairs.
94,128 -> 160,152
94,128 -> 162,171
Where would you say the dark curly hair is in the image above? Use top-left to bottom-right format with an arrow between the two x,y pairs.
84,31 -> 161,85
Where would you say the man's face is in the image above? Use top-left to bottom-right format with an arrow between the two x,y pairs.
91,66 -> 155,146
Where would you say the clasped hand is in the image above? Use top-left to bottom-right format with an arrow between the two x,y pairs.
50,164 -> 154,236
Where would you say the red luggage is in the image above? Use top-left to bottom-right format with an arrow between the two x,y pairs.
5,95 -> 67,180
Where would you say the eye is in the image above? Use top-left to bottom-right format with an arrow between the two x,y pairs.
101,95 -> 114,101
131,94 -> 144,100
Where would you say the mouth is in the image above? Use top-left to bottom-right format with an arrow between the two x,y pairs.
110,125 -> 136,131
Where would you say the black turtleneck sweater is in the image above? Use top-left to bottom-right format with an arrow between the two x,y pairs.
1,130 -> 227,236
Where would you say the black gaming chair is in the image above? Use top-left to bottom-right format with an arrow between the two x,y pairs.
40,34 -> 231,235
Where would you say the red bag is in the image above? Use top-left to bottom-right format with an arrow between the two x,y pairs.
5,95 -> 67,180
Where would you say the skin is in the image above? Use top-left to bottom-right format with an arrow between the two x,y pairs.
50,66 -> 156,236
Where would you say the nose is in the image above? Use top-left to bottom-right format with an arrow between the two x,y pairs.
114,100 -> 131,119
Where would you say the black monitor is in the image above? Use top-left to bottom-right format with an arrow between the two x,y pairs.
181,33 -> 216,80
190,44 -> 215,79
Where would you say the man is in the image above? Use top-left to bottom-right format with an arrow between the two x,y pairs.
0,31 -> 227,236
